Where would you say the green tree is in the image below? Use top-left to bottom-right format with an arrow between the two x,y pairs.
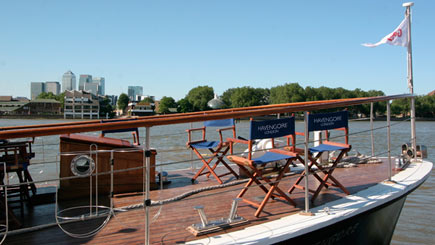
37,92 -> 66,109
270,83 -> 305,104
224,87 -> 269,108
415,94 -> 435,118
391,98 -> 410,116
391,95 -> 435,118
141,96 -> 154,103
99,96 -> 115,118
159,96 -> 177,114
185,86 -> 214,111
57,92 -> 65,109
37,92 -> 57,100
305,86 -> 320,101
177,98 -> 193,113
221,88 -> 236,108
366,90 -> 386,116
117,93 -> 129,112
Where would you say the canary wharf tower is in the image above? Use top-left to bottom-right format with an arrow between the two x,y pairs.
62,70 -> 76,92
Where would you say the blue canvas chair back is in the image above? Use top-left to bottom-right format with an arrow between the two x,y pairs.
308,111 -> 348,132
204,118 -> 234,127
250,117 -> 295,140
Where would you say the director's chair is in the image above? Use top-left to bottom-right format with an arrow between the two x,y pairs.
227,117 -> 299,217
186,119 -> 239,184
287,111 -> 351,202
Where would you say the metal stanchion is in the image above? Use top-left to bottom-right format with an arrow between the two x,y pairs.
387,101 -> 392,181
370,102 -> 375,157
301,111 -> 312,215
0,163 -> 9,244
144,127 -> 151,245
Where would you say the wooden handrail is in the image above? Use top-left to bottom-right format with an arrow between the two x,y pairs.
0,94 -> 412,140
0,97 -> 357,131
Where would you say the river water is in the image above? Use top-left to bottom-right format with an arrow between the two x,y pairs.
0,118 -> 433,244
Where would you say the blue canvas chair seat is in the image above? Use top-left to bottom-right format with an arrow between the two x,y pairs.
190,141 -> 220,149
252,152 -> 293,165
186,119 -> 239,184
309,144 -> 347,153
288,111 -> 351,203
227,117 -> 300,217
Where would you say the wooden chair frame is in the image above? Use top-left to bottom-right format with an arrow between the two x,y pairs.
0,140 -> 36,214
287,111 -> 351,202
186,119 -> 239,184
227,117 -> 300,217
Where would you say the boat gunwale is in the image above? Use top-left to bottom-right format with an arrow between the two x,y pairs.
186,159 -> 433,244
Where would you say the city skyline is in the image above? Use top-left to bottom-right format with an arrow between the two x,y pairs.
1,1 -> 434,101
28,71 -> 107,99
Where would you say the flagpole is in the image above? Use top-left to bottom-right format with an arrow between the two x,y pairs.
403,2 -> 416,160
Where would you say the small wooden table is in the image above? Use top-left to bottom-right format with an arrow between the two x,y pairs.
0,140 -> 36,228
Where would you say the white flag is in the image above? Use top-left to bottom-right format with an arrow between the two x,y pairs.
362,17 -> 409,48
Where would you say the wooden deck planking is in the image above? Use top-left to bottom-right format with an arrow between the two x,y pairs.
4,159 -> 395,244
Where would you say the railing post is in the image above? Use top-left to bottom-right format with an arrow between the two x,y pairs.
370,102 -> 375,157
303,111 -> 310,213
110,150 -> 114,213
190,122 -> 195,171
387,101 -> 392,181
0,162 -> 9,243
411,97 -> 417,160
144,127 -> 151,245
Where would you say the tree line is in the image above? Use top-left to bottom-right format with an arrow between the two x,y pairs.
117,83 -> 435,118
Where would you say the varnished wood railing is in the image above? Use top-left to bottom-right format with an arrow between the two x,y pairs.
0,94 -> 412,139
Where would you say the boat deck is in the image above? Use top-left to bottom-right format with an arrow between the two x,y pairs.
4,159 -> 397,244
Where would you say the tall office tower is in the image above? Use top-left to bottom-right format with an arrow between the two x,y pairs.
92,77 -> 105,95
128,86 -> 143,101
84,82 -> 100,95
31,82 -> 45,100
79,74 -> 93,91
62,70 -> 76,92
45,81 -> 61,95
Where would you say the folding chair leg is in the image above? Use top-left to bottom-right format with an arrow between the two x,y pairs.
238,161 -> 296,217
258,161 -> 296,205
191,146 -> 238,184
288,160 -> 317,194
190,148 -> 224,184
205,161 -> 219,178
205,148 -> 239,179
311,150 -> 350,202
205,148 -> 221,178
326,175 -> 350,195
237,166 -> 268,198
255,185 -> 277,217
24,169 -> 37,195
191,164 -> 208,182
220,160 -> 239,179
288,170 -> 306,194
237,176 -> 255,199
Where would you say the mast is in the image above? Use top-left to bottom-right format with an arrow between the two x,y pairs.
403,2 -> 416,159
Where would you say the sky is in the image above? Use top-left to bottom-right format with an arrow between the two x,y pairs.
1,0 -> 434,101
